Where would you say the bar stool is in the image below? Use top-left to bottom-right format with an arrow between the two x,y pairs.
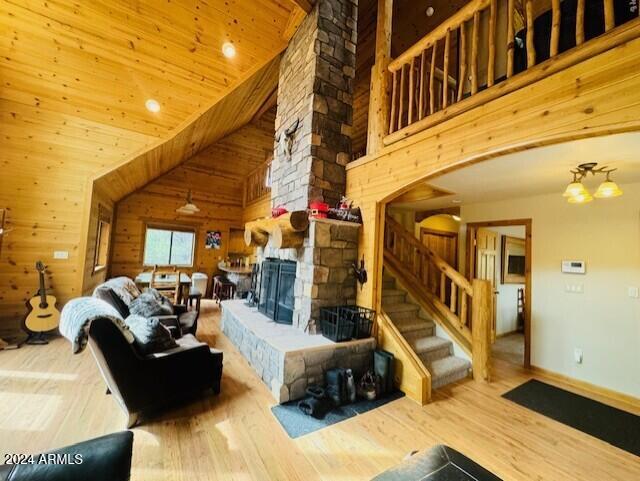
213,276 -> 236,305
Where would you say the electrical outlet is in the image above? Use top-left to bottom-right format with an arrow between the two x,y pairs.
574,348 -> 583,364
53,251 -> 69,260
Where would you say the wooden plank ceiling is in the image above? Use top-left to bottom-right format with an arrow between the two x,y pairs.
1,0 -> 301,195
93,56 -> 281,201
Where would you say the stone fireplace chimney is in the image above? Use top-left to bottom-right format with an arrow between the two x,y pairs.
259,0 -> 359,334
271,0 -> 357,210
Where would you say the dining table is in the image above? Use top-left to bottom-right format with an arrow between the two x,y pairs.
134,272 -> 192,304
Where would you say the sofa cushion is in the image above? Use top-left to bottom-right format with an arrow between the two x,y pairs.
124,315 -> 177,355
129,290 -> 174,318
93,277 -> 141,318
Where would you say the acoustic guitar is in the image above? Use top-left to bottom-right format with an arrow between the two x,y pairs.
23,261 -> 60,344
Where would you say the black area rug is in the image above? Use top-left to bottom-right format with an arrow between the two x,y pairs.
272,391 -> 404,439
503,379 -> 640,457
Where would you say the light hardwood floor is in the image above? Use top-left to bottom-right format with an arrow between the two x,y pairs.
0,301 -> 638,480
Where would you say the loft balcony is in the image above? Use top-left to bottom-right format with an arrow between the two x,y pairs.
363,0 -> 640,155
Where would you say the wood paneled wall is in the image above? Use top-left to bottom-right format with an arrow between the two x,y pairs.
346,35 -> 640,312
110,112 -> 275,284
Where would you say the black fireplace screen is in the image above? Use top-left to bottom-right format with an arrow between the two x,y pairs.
258,259 -> 296,324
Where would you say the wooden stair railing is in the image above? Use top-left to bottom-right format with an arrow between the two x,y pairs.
384,215 -> 473,344
383,215 -> 493,381
384,0 -> 639,145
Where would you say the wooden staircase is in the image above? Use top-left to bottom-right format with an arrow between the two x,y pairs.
379,215 -> 492,403
382,272 -> 471,389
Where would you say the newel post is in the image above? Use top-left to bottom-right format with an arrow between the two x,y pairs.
366,0 -> 393,155
471,279 -> 492,382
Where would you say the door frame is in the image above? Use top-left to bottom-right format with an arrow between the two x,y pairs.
419,227 -> 459,268
465,219 -> 532,368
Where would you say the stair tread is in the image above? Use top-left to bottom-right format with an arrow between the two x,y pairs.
428,356 -> 471,380
383,302 -> 419,313
393,319 -> 435,333
381,289 -> 405,297
411,335 -> 451,354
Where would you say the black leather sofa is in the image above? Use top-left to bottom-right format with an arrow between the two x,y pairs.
0,431 -> 133,481
88,317 -> 222,427
94,277 -> 199,336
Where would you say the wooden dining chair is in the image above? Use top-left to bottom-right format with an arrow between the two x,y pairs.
150,265 -> 181,304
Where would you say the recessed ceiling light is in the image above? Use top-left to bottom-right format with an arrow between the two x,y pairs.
145,99 -> 160,113
222,42 -> 236,58
451,199 -> 462,204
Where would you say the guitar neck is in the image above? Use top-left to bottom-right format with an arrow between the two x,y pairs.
39,270 -> 47,305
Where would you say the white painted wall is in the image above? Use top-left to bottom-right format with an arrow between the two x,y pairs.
459,182 -> 640,398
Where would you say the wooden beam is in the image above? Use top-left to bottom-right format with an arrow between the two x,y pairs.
289,0 -> 314,14
366,0 -> 393,155
252,86 -> 278,123
472,279 -> 492,382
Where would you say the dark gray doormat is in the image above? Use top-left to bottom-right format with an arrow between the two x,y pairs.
503,379 -> 640,457
372,444 -> 502,481
272,391 -> 404,439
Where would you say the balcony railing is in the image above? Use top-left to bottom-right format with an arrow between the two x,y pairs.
383,0 -> 640,146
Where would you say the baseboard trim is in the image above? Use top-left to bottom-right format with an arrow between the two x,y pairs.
529,365 -> 640,413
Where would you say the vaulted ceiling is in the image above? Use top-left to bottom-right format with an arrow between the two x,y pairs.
1,0 -> 302,183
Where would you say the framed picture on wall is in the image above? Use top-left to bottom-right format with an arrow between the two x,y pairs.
205,231 -> 222,249
501,235 -> 526,284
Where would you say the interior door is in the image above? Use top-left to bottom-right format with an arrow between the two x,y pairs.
420,229 -> 458,268
475,228 -> 498,342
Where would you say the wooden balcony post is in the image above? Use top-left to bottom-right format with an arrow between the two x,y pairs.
471,279 -> 492,382
367,0 -> 393,155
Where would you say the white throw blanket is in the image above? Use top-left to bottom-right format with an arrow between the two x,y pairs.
60,297 -> 134,354
93,276 -> 140,307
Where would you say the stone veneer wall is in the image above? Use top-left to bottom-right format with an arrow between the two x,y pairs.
271,0 -> 357,210
221,301 -> 375,403
258,217 -> 359,333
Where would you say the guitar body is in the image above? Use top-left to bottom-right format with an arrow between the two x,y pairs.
22,261 -> 61,342
24,295 -> 60,333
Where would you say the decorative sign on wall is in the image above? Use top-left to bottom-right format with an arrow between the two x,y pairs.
206,231 -> 222,250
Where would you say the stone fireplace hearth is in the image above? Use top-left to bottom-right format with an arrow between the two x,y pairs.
221,300 -> 375,403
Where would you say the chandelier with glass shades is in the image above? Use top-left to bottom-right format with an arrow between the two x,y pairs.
176,190 -> 200,215
562,162 -> 623,204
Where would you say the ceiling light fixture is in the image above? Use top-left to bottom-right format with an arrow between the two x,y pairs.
145,99 -> 161,113
562,162 -> 622,204
426,6 -> 435,16
222,42 -> 236,58
176,190 -> 200,215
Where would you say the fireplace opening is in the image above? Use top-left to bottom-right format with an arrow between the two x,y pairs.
258,258 -> 296,324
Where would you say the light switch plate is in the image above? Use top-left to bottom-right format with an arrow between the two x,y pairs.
53,251 -> 69,260
574,348 -> 583,364
629,287 -> 639,299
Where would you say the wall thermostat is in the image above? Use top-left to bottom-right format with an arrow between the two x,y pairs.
562,260 -> 586,274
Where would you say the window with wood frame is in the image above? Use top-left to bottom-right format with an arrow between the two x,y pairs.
93,205 -> 112,273
143,225 -> 196,267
